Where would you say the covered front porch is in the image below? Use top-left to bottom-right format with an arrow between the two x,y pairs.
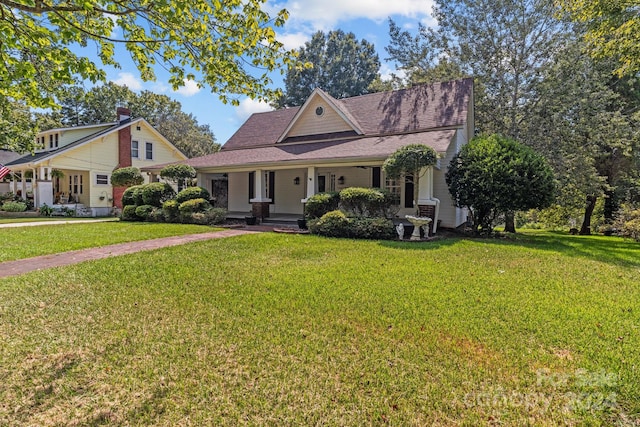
2,165 -> 109,216
197,161 -> 442,233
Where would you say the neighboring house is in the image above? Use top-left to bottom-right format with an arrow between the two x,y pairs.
146,79 -> 474,232
5,108 -> 187,216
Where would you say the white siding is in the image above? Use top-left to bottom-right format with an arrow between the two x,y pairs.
433,129 -> 468,228
228,172 -> 252,212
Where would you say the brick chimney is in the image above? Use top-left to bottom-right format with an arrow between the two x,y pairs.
114,107 -> 132,209
116,107 -> 132,169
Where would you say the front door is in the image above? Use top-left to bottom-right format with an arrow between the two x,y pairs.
211,177 -> 228,209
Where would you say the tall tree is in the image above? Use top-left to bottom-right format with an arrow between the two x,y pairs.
0,0 -> 297,152
521,41 -> 640,234
556,0 -> 640,77
387,0 -> 569,139
277,30 -> 380,107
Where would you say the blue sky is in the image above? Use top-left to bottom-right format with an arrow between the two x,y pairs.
97,0 -> 435,145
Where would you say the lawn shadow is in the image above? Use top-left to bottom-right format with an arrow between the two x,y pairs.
380,231 -> 640,269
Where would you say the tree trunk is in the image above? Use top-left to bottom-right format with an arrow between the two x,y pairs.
579,195 -> 597,235
504,211 -> 516,233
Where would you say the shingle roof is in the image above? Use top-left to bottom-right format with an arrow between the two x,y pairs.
0,149 -> 22,165
183,130 -> 456,171
144,78 -> 472,172
222,78 -> 473,151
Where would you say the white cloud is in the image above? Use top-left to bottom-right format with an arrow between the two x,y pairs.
236,98 -> 274,121
276,31 -> 310,50
267,0 -> 433,30
111,72 -> 143,90
174,80 -> 201,97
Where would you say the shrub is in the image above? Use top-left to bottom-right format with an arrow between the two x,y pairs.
614,204 -> 640,241
339,187 -> 385,217
38,203 -> 53,217
308,210 -> 351,237
304,192 -> 340,219
1,201 -> 27,212
111,166 -> 144,187
134,204 -> 154,220
349,217 -> 396,239
148,208 -> 166,222
178,198 -> 211,215
176,186 -> 210,204
187,209 -> 226,225
162,200 -> 179,222
122,185 -> 144,207
121,205 -> 139,221
141,182 -> 176,207
160,164 -> 196,187
204,207 -> 227,225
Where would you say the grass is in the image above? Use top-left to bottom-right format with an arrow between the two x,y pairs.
0,231 -> 639,425
0,217 -> 115,224
0,221 -> 219,262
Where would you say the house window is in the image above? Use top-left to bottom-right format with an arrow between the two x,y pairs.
49,134 -> 54,149
248,171 -> 255,202
385,176 -> 401,206
267,171 -> 275,203
55,133 -> 59,148
96,174 -> 109,185
145,142 -> 153,160
69,174 -> 84,196
131,140 -> 139,158
372,167 -> 381,188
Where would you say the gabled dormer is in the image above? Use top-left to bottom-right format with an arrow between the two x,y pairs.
277,88 -> 364,143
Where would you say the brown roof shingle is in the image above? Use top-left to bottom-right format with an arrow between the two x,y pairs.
184,130 -> 456,171
222,78 -> 472,151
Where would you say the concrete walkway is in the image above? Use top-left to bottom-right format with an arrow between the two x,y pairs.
0,229 -> 257,278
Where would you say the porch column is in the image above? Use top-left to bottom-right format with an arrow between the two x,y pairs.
416,166 -> 441,235
301,166 -> 316,203
20,170 -> 26,200
249,169 -> 271,219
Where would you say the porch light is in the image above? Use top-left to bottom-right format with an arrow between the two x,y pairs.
294,177 -> 300,185
338,176 -> 345,185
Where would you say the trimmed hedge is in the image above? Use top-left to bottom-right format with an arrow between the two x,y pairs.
304,192 -> 340,219
309,210 -> 395,239
178,198 -> 211,215
121,205 -> 139,221
176,186 -> 210,204
135,204 -> 154,220
142,182 -> 176,207
162,200 -> 179,222
122,185 -> 144,207
339,187 -> 385,217
1,201 -> 27,212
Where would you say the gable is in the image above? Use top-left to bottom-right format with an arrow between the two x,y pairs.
286,97 -> 355,139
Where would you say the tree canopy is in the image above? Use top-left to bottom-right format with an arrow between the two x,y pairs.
557,0 -> 640,77
277,30 -> 380,107
1,0 -> 297,151
446,134 -> 555,234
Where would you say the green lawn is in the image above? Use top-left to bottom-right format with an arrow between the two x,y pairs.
0,217 -> 116,224
0,221 -> 218,262
1,231 -> 638,425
